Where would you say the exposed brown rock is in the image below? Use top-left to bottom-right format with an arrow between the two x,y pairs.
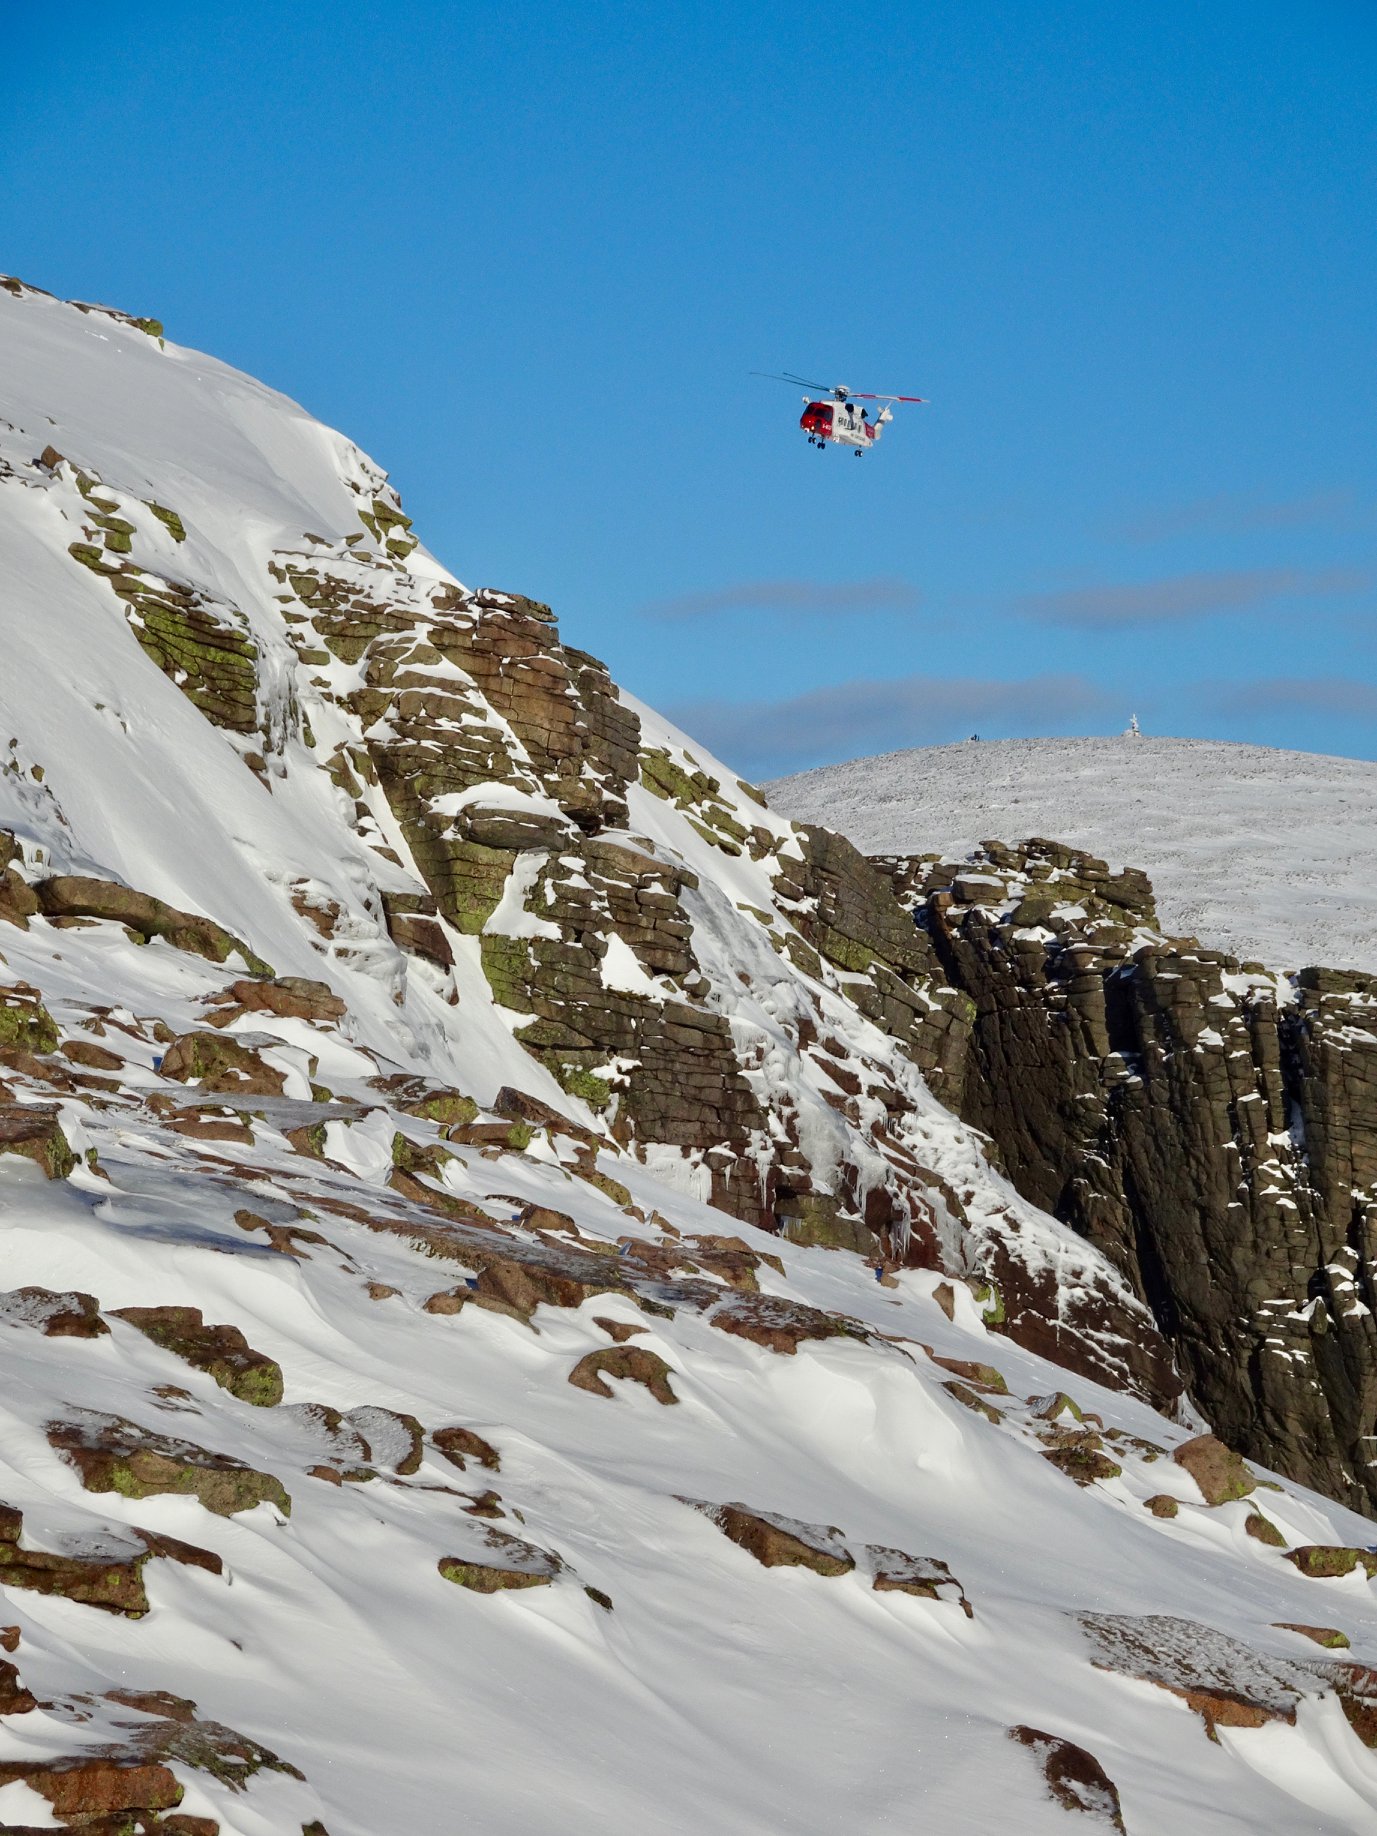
568,1346 -> 678,1404
1275,1622 -> 1350,1648
0,1285 -> 107,1336
1245,1510 -> 1287,1547
344,1404 -> 424,1474
206,975 -> 345,1025
0,1688 -> 304,1825
943,1380 -> 1002,1425
61,1037 -> 124,1070
594,1315 -> 648,1342
0,1754 -> 185,1820
682,1231 -> 777,1291
1286,1544 -> 1377,1580
1173,1433 -> 1257,1506
437,1526 -> 562,1592
0,1654 -> 36,1713
35,874 -> 266,971
687,1500 -> 854,1576
158,1031 -> 286,1096
1040,1432 -> 1123,1486
1076,1611 -> 1338,1743
380,891 -> 454,966
930,1353 -> 1008,1392
1008,1726 -> 1125,1829
1145,1493 -> 1180,1518
867,1545 -> 972,1615
0,1502 -> 151,1615
48,1410 -> 291,1517
112,1305 -> 284,1406
168,1111 -> 255,1144
0,1102 -> 74,1178
431,1426 -> 501,1472
708,1291 -> 867,1356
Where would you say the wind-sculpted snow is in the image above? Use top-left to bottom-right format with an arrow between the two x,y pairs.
769,734 -> 1377,976
2,275 -> 1377,1830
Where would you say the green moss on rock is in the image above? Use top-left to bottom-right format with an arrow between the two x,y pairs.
112,1306 -> 284,1408
148,501 -> 187,541
1286,1545 -> 1377,1581
48,1411 -> 290,1518
0,988 -> 58,1054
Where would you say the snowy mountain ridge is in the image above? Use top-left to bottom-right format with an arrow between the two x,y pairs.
2,274 -> 1377,1832
768,735 -> 1377,977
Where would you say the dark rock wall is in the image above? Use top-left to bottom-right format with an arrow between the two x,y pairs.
877,840 -> 1377,1516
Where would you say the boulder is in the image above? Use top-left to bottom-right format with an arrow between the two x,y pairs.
111,1306 -> 284,1406
0,1286 -> 107,1337
431,1426 -> 501,1472
1275,1622 -> 1350,1649
438,1526 -> 562,1593
380,891 -> 454,966
1286,1545 -> 1377,1581
48,1410 -> 290,1517
687,1500 -> 854,1576
1173,1433 -> 1257,1506
0,1654 -> 35,1713
0,1689 -> 306,1825
0,1103 -> 74,1178
708,1291 -> 867,1356
568,1346 -> 678,1405
1245,1510 -> 1287,1547
1008,1726 -> 1125,1830
35,875 -> 268,971
867,1545 -> 973,1615
931,1353 -> 1008,1393
1041,1433 -> 1123,1486
0,1503 -> 151,1615
344,1405 -> 424,1475
0,982 -> 57,1053
158,1031 -> 286,1096
594,1315 -> 648,1343
207,975 -> 345,1025
0,1754 -> 184,1821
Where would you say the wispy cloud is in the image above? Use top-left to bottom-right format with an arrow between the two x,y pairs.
1215,677 -> 1377,719
1019,566 -> 1370,631
669,672 -> 1114,778
642,577 -> 920,622
1119,488 -> 1373,543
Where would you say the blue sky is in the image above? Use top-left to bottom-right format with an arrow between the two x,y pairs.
4,2 -> 1374,779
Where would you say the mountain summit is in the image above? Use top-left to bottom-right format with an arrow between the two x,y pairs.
3,276 -> 1377,1833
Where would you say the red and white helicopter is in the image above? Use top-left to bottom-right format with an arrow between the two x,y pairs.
754,372 -> 928,454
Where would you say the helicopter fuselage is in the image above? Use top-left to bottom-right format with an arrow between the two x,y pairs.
800,397 -> 890,449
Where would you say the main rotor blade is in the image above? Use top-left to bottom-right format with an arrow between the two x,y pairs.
849,392 -> 929,403
751,370 -> 834,392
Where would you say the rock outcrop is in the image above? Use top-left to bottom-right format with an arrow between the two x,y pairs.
873,839 -> 1377,1514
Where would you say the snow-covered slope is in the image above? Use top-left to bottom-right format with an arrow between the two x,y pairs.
4,279 -> 1377,1834
769,736 -> 1377,975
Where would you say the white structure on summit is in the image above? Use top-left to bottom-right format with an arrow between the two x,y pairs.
1125,714 -> 1142,738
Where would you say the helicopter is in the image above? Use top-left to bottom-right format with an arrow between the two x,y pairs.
753,372 -> 928,454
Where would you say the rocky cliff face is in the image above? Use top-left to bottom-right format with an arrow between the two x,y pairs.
875,839 -> 1377,1517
